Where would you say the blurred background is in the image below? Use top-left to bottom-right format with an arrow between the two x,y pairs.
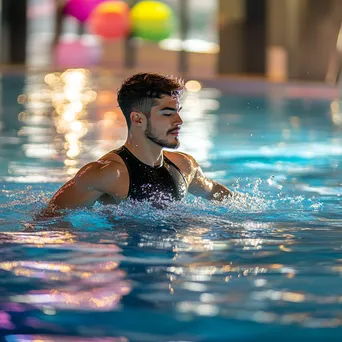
0,0 -> 341,172
1,0 -> 342,82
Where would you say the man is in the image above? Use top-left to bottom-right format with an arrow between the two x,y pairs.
46,72 -> 233,213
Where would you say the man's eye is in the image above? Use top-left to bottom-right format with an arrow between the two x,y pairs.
163,113 -> 172,116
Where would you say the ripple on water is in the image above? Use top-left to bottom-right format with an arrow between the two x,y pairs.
1,177 -> 341,340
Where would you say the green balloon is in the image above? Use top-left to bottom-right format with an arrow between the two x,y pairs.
133,18 -> 174,41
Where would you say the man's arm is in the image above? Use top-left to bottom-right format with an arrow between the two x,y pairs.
188,164 -> 233,201
170,151 -> 233,201
42,160 -> 119,215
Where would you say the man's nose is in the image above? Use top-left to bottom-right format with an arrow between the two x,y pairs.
174,112 -> 183,125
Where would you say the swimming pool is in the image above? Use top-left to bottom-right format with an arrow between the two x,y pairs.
1,70 -> 341,341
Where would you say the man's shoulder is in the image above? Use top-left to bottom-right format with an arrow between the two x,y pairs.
75,156 -> 127,185
79,158 -> 125,174
98,148 -> 126,165
164,150 -> 199,178
164,150 -> 197,166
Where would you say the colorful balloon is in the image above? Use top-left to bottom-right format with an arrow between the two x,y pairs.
130,1 -> 174,42
89,1 -> 131,39
63,0 -> 105,22
54,39 -> 102,67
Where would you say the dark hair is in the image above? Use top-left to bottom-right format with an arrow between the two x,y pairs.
117,72 -> 184,129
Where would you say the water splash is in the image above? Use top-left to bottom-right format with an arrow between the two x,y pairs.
0,177 -> 324,234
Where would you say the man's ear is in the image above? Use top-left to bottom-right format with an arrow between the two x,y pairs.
130,111 -> 145,126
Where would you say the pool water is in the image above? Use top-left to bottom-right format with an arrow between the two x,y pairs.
0,70 -> 342,341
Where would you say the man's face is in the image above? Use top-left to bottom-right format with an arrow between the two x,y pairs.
144,95 -> 183,149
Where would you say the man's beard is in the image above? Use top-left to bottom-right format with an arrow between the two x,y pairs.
145,119 -> 179,149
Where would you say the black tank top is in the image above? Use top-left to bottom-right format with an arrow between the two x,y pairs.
114,146 -> 187,202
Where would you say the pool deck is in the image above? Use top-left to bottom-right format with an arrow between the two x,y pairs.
0,37 -> 339,101
1,65 -> 338,102
196,76 -> 339,100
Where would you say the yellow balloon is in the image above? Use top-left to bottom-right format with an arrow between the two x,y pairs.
130,1 -> 174,42
131,1 -> 172,21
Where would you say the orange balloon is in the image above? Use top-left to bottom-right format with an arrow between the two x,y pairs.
89,1 -> 131,39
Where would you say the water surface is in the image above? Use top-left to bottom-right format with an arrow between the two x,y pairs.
0,70 -> 341,341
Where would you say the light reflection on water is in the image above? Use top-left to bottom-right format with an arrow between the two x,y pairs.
0,69 -> 341,341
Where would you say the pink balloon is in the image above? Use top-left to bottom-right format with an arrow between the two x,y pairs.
54,39 -> 102,67
63,0 -> 105,22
